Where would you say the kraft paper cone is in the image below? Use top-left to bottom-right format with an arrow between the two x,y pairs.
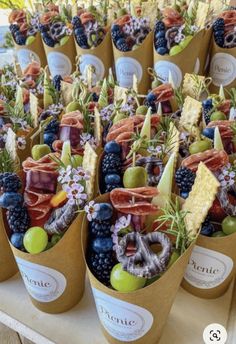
153,30 -> 204,88
16,127 -> 40,164
0,211 -> 18,282
182,233 -> 236,299
198,28 -> 213,75
75,32 -> 113,82
113,32 -> 153,94
82,193 -> 196,344
15,33 -> 47,70
7,212 -> 86,313
43,36 -> 76,77
208,40 -> 236,94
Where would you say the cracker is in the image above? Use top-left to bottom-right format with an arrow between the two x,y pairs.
5,128 -> 17,163
179,96 -> 202,131
30,92 -> 39,128
210,0 -> 230,15
82,142 -> 98,200
182,74 -> 206,100
94,107 -> 102,146
196,1 -> 210,28
114,86 -> 128,105
183,162 -> 220,235
61,81 -> 73,106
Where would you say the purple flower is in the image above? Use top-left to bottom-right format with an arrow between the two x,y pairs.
84,201 -> 100,221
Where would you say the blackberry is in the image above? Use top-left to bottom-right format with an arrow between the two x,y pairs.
88,251 -> 115,285
202,99 -> 213,125
200,216 -> 215,237
111,24 -> 123,41
76,34 -> 89,48
116,38 -> 129,52
0,173 -> 21,192
90,219 -> 112,238
15,34 -> 26,45
42,33 -> 55,47
52,75 -> 63,91
44,119 -> 60,135
9,24 -> 19,35
155,37 -> 167,49
74,27 -> 84,36
213,18 -> 225,31
102,153 -> 121,175
39,24 -> 49,33
175,167 -> 196,193
7,204 -> 30,233
72,16 -> 82,28
155,20 -> 165,32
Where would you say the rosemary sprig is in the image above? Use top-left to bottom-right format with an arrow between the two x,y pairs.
174,86 -> 184,108
155,198 -> 195,255
0,148 -> 15,173
226,88 -> 236,109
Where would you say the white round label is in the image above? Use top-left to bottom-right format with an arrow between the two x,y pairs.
47,52 -> 72,77
17,49 -> 40,70
194,58 -> 200,74
80,54 -> 105,82
115,57 -> 143,88
92,288 -> 153,342
154,61 -> 182,87
16,257 -> 67,302
210,53 -> 236,86
184,246 -> 233,289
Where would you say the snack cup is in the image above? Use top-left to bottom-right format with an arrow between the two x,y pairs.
5,211 -> 86,313
82,193 -> 197,344
182,233 -> 236,299
0,210 -> 18,282
113,32 -> 153,94
43,36 -> 76,77
153,30 -> 204,88
208,40 -> 236,94
75,32 -> 113,83
198,28 -> 213,75
15,33 -> 47,71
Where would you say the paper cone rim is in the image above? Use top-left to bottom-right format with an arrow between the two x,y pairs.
112,31 -> 153,55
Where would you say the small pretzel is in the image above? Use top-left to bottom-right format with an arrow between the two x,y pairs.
116,231 -> 172,278
136,157 -> 164,186
224,31 -> 236,48
217,185 -> 236,217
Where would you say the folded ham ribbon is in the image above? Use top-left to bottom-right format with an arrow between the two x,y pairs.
207,120 -> 234,140
110,187 -> 159,215
60,111 -> 84,129
181,149 -> 229,172
162,8 -> 184,28
219,10 -> 236,34
40,11 -> 59,25
106,115 -> 160,144
23,62 -> 41,80
22,153 -> 59,173
9,9 -> 26,24
151,83 -> 174,103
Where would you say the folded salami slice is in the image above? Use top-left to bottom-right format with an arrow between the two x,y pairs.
110,187 -> 159,215
22,153 -> 59,172
181,149 -> 229,172
60,111 -> 83,129
151,83 -> 174,102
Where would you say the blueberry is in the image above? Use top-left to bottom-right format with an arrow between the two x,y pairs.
44,132 -> 57,147
0,192 -> 23,209
200,224 -> 215,237
104,141 -> 121,154
105,174 -> 121,185
157,46 -> 168,55
147,92 -> 157,103
155,30 -> 165,39
202,127 -> 215,140
74,27 -> 84,36
10,233 -> 24,249
180,191 -> 189,199
202,99 -> 213,107
92,237 -> 113,253
96,203 -> 113,221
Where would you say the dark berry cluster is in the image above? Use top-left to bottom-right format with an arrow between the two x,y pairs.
175,167 -> 196,198
9,24 -> 26,45
213,18 -> 225,48
44,119 -> 60,150
154,20 -> 168,55
72,16 -> 89,49
0,173 -> 22,193
200,216 -> 215,237
52,75 -> 63,92
101,141 -> 122,193
7,205 -> 30,234
202,98 -> 213,125
88,203 -> 115,285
